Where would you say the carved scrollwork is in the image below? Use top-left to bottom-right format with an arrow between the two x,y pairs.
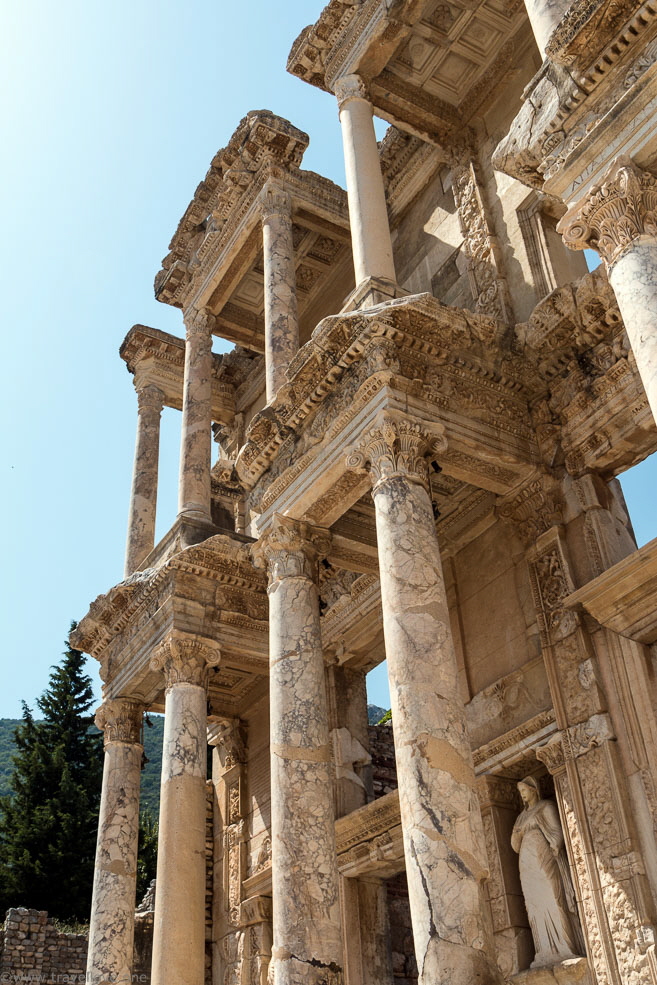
497,475 -> 563,549
258,180 -> 292,223
345,415 -> 446,493
135,383 -> 165,422
251,513 -> 331,585
558,156 -> 657,267
150,632 -> 222,689
95,697 -> 144,745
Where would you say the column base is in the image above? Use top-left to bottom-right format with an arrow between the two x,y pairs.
341,276 -> 407,312
511,957 -> 591,985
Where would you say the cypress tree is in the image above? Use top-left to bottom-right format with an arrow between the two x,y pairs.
0,630 -> 103,921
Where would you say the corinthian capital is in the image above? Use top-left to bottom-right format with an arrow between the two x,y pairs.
95,697 -> 144,746
258,179 -> 292,222
150,632 -> 222,689
333,73 -> 369,110
136,383 -> 165,420
558,156 -> 657,267
251,513 -> 331,586
345,415 -> 447,492
183,305 -> 216,338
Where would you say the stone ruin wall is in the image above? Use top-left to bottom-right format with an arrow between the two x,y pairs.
0,908 -> 88,984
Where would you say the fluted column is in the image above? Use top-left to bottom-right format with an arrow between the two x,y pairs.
178,307 -> 214,522
558,156 -> 657,423
523,0 -> 571,57
149,634 -> 221,985
252,515 -> 344,985
125,383 -> 165,576
259,181 -> 300,403
347,417 -> 502,985
87,698 -> 144,985
333,74 -> 396,288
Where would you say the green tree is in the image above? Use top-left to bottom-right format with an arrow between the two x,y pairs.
136,809 -> 158,901
0,629 -> 103,921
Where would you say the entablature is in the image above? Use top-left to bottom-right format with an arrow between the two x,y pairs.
287,0 -> 533,144
153,110 -> 353,352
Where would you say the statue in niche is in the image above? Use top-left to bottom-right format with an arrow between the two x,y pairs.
511,776 -> 585,969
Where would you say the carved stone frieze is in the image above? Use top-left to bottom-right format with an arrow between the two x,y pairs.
497,474 -> 563,549
529,533 -> 580,645
558,156 -> 657,267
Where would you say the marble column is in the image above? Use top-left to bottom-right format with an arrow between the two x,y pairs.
347,416 -> 502,985
178,307 -> 214,522
149,634 -> 221,985
124,383 -> 165,577
252,515 -> 344,985
87,698 -> 144,985
259,181 -> 300,403
333,74 -> 396,288
558,156 -> 657,424
523,0 -> 571,57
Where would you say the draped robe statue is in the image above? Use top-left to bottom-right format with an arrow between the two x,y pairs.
511,776 -> 585,969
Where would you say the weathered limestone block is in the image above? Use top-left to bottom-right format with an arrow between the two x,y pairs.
87,698 -> 143,985
149,633 -> 220,985
252,515 -> 344,985
347,416 -> 503,985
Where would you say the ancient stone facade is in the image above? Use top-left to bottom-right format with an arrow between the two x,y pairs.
73,2 -> 657,984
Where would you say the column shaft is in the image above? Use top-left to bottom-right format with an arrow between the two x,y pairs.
608,236 -> 657,421
261,182 -> 300,403
254,516 -> 343,985
125,384 -> 164,576
334,75 -> 395,287
87,700 -> 143,985
558,157 -> 657,425
523,0 -> 570,57
149,637 -> 219,985
348,418 -> 501,985
178,309 -> 213,521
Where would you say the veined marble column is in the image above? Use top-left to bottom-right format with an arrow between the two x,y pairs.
87,698 -> 144,985
178,307 -> 214,522
149,634 -> 221,985
252,515 -> 344,985
333,74 -> 396,288
347,417 -> 502,985
125,383 -> 165,577
558,156 -> 657,424
523,0 -> 571,57
259,181 -> 300,403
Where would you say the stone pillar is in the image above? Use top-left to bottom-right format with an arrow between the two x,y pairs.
259,181 -> 300,403
341,877 -> 394,985
124,383 -> 165,577
333,74 -> 396,289
347,416 -> 502,985
87,698 -> 144,985
558,156 -> 657,424
523,0 -> 571,58
252,515 -> 344,985
178,307 -> 214,522
149,634 -> 221,985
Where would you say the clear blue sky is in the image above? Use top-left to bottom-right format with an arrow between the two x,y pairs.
1,0 -> 655,719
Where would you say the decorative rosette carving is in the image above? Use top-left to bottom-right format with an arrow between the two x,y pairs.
251,513 -> 331,585
95,697 -> 144,746
558,156 -> 657,267
345,415 -> 447,492
150,632 -> 222,690
333,73 -> 369,110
